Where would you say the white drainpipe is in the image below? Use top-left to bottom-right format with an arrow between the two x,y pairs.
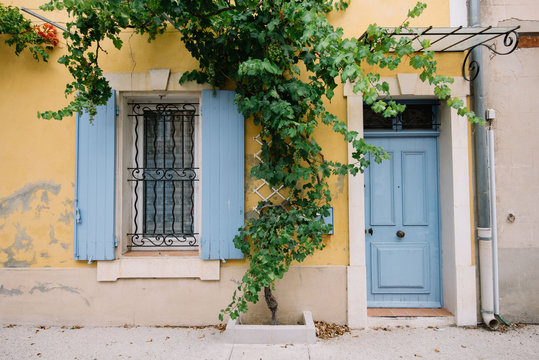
478,230 -> 498,329
478,113 -> 502,330
488,121 -> 501,318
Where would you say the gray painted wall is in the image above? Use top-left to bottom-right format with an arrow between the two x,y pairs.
482,0 -> 539,323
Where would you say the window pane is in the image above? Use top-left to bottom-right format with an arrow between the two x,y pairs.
143,108 -> 195,236
400,104 -> 435,130
363,106 -> 394,130
128,103 -> 198,248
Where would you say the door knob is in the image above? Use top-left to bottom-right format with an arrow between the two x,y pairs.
396,230 -> 405,238
368,228 -> 373,235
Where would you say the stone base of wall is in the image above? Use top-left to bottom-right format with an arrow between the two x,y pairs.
0,265 -> 346,326
499,248 -> 539,324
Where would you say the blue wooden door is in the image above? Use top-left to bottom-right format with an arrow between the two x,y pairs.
365,135 -> 441,308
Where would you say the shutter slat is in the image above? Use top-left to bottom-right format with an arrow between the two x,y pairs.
201,90 -> 245,260
74,91 -> 116,261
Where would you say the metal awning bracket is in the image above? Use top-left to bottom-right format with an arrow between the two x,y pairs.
360,25 -> 521,82
462,26 -> 520,81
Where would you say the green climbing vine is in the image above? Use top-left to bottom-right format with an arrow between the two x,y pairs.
3,0 -> 481,322
0,3 -> 58,61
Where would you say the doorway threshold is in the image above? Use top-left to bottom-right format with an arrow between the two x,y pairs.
367,308 -> 455,328
368,308 -> 452,317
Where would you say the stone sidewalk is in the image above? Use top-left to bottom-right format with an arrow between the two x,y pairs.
0,323 -> 537,359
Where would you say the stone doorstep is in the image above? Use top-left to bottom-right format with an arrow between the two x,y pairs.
367,316 -> 455,328
225,311 -> 317,344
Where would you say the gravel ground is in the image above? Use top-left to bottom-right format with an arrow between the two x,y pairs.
0,323 -> 537,360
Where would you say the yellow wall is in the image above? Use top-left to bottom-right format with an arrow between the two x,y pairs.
0,0 -> 458,268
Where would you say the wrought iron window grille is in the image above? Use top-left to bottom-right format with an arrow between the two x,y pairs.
127,103 -> 200,248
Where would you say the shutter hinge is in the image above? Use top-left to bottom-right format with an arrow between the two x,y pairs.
115,105 -> 119,116
75,208 -> 82,224
114,237 -> 118,247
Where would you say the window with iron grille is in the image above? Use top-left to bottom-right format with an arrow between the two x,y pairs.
363,101 -> 440,131
127,103 -> 199,249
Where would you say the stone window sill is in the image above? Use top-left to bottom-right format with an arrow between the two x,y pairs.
97,252 -> 219,281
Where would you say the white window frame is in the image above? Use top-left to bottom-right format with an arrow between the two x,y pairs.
96,71 -> 219,281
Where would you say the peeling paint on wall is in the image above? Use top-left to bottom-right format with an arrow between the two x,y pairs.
58,209 -> 73,225
0,285 -> 23,296
29,282 -> 80,295
0,180 -> 80,268
28,282 -> 90,306
0,181 -> 60,220
40,191 -> 49,204
1,246 -> 35,267
49,225 -> 58,244
13,224 -> 33,251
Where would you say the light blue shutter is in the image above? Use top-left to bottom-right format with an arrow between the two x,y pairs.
74,91 -> 116,261
201,90 -> 245,260
322,207 -> 334,235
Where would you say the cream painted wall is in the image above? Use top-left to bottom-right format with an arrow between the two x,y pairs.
480,0 -> 539,322
0,266 -> 347,326
481,1 -> 539,251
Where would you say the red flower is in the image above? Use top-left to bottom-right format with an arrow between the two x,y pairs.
33,24 -> 59,47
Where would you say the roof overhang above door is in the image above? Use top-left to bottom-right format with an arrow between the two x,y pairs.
360,26 -> 520,81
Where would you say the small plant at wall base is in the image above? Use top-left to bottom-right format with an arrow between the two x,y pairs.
4,0 -> 481,324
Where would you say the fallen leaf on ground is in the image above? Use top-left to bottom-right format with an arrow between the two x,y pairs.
434,349 -> 440,353
4,324 -> 15,328
165,336 -> 170,340
315,321 -> 350,339
146,339 -> 152,342
199,334 -> 205,339
214,324 -> 227,332
71,326 -> 82,330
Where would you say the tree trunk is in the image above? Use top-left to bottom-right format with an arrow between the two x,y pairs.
264,286 -> 278,325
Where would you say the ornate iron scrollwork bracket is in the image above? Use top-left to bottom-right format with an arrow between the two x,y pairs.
462,29 -> 520,81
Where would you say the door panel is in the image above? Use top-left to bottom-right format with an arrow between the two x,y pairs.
401,151 -> 428,225
369,151 -> 395,226
371,242 -> 430,293
365,136 -> 441,308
